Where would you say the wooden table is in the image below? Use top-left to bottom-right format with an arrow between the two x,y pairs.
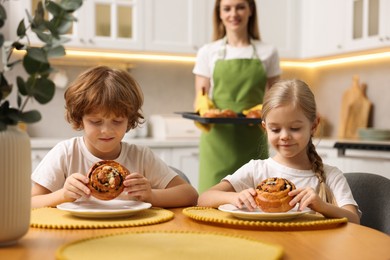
1,208 -> 390,260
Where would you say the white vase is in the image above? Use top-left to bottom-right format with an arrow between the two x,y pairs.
0,126 -> 32,246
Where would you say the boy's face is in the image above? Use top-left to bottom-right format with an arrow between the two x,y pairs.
82,112 -> 128,160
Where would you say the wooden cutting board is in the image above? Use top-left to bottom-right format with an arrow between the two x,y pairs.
338,76 -> 372,139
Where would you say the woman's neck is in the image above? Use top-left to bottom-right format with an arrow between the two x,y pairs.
225,32 -> 250,47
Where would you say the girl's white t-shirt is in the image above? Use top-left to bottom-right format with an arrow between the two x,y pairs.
31,137 -> 177,193
223,158 -> 358,208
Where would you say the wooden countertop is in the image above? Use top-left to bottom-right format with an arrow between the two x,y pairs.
1,208 -> 390,259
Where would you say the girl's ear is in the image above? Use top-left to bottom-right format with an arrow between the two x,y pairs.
311,116 -> 320,135
261,121 -> 266,129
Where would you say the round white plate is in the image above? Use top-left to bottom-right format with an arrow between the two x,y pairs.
57,200 -> 152,219
218,204 -> 311,221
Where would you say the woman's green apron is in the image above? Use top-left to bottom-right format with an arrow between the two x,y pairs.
198,40 -> 268,192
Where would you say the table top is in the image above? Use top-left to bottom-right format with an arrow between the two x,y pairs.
2,207 -> 390,260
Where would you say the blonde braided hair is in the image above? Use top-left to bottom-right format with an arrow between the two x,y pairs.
262,79 -> 337,205
307,138 -> 337,205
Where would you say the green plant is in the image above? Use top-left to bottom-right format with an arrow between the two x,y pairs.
0,0 -> 82,131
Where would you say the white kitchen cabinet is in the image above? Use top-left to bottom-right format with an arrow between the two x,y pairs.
257,0 -> 301,59
149,147 -> 173,165
67,0 -> 145,51
299,0 -> 348,58
144,0 -> 208,54
345,0 -> 390,52
315,146 -> 346,171
8,0 -> 144,51
151,147 -> 199,190
170,148 -> 199,190
337,150 -> 390,179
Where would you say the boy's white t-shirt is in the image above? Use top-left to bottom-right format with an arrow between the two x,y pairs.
31,137 -> 177,193
223,158 -> 358,208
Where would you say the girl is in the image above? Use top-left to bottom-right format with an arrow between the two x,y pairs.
198,79 -> 360,224
193,0 -> 281,193
31,66 -> 198,209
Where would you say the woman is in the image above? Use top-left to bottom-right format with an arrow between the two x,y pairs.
193,0 -> 281,192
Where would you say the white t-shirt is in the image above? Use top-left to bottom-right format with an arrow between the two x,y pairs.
31,137 -> 177,193
223,158 -> 358,208
193,39 -> 281,96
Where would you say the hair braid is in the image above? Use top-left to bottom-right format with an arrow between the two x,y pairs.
307,138 -> 337,205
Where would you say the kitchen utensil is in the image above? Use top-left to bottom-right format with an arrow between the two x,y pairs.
338,75 -> 372,139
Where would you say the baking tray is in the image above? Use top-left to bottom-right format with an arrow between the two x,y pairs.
175,112 -> 262,124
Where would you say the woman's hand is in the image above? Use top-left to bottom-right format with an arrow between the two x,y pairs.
233,188 -> 258,211
62,173 -> 90,201
288,187 -> 325,212
123,172 -> 152,202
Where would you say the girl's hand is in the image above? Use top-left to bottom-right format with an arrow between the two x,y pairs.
233,188 -> 258,211
289,187 -> 325,212
123,173 -> 152,202
62,173 -> 90,201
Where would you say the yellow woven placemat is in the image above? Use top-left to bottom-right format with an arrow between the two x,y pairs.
183,207 -> 348,231
30,207 -> 174,229
56,230 -> 283,260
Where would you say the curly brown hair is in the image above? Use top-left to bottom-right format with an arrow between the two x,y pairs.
64,66 -> 144,131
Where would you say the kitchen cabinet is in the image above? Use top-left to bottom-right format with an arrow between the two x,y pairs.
341,152 -> 390,179
299,0 -> 348,58
151,147 -> 199,190
170,148 -> 199,190
144,0 -> 208,54
11,0 -> 209,54
15,0 -> 145,51
257,0 -> 301,59
345,0 -> 390,52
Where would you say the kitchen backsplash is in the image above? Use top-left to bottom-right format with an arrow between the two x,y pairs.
7,57 -> 390,139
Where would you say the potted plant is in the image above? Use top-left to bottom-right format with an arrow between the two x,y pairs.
0,0 -> 82,246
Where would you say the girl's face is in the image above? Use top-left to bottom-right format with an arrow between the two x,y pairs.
82,112 -> 128,160
219,0 -> 252,34
262,104 -> 318,165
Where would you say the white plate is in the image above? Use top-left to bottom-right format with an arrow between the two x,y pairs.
218,204 -> 311,221
57,200 -> 152,219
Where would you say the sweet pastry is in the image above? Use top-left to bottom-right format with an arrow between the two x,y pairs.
221,109 -> 238,118
245,109 -> 262,119
87,160 -> 130,200
255,177 -> 296,213
203,109 -> 237,118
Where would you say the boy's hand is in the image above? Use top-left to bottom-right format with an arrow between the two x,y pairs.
123,173 -> 152,203
62,173 -> 90,201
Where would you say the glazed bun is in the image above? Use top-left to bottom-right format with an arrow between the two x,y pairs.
246,109 -> 262,119
203,109 -> 221,118
221,109 -> 237,118
203,109 -> 237,118
255,177 -> 296,213
87,160 -> 130,200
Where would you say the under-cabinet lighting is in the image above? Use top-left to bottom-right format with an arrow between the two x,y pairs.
65,50 -> 196,63
280,51 -> 390,68
13,49 -> 390,67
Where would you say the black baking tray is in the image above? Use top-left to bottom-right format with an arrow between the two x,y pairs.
175,112 -> 262,124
